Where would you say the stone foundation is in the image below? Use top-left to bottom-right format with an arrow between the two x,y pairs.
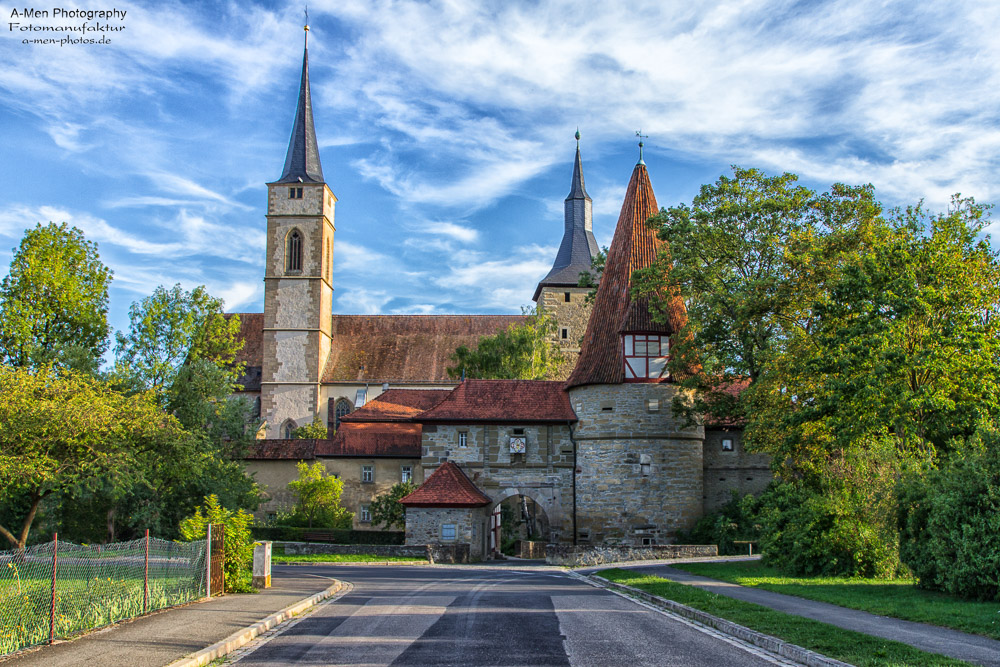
545,543 -> 718,567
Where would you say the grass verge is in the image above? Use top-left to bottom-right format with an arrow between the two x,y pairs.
272,553 -> 425,563
673,561 -> 1000,641
598,568 -> 971,667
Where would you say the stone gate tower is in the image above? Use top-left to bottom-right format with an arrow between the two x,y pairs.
260,26 -> 336,438
565,145 -> 704,545
533,132 -> 600,379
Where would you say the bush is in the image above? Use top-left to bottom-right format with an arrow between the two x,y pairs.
180,495 -> 257,593
250,525 -> 404,544
676,491 -> 764,555
899,432 -> 1000,601
757,482 -> 903,578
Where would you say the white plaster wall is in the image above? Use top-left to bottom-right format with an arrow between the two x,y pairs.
265,384 -> 316,438
274,331 -> 309,381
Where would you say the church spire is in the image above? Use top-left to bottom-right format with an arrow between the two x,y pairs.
532,133 -> 599,301
276,24 -> 325,184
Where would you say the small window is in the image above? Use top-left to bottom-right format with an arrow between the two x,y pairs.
401,465 -> 412,483
360,505 -> 371,523
641,537 -> 655,546
577,530 -> 590,542
560,328 -> 568,340
361,465 -> 374,483
646,398 -> 659,413
355,388 -> 368,408
641,462 -> 651,476
288,187 -> 303,199
458,431 -> 468,448
564,292 -> 571,302
441,524 -> 456,541
334,399 -> 352,431
722,438 -> 734,451
282,419 -> 297,439
600,400 -> 614,412
623,333 -> 669,380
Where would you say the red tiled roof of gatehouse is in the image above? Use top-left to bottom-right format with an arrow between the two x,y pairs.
244,438 -> 316,460
703,378 -> 751,429
566,162 -> 687,389
322,315 -> 527,384
416,379 -> 577,423
315,422 -> 422,458
400,461 -> 491,508
338,389 -> 451,423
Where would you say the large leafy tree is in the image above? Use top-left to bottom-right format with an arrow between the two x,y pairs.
287,462 -> 352,529
0,222 -> 113,371
448,307 -> 563,380
369,481 -> 418,530
0,366 -> 183,549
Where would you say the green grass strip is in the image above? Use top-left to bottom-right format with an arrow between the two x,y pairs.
673,561 -> 1000,641
272,553 -> 425,563
598,568 -> 971,667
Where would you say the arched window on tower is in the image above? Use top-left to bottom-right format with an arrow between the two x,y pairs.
286,229 -> 302,273
281,419 -> 297,439
334,399 -> 352,431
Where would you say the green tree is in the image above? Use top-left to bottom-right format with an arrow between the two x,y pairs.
447,307 -> 563,380
0,366 -> 183,549
179,494 -> 256,593
369,481 -> 417,530
292,416 -> 328,439
287,462 -> 352,529
0,222 -> 113,371
577,246 -> 607,303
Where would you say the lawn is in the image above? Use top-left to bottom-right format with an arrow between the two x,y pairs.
598,568 -> 971,667
673,561 -> 1000,641
272,551 -> 426,564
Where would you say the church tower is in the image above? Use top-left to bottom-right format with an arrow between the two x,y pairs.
565,141 -> 703,545
533,132 -> 600,378
260,24 -> 336,438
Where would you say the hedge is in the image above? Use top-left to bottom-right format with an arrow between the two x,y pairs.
251,526 -> 404,545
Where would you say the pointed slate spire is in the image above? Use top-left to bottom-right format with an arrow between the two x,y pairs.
276,27 -> 325,184
533,134 -> 600,301
565,160 -> 687,388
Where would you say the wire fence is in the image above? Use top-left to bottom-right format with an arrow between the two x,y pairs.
0,532 -> 208,656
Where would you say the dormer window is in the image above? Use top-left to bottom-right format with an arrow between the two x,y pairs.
623,333 -> 669,380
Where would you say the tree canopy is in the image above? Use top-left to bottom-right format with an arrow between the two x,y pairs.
0,222 -> 113,371
447,307 -> 563,380
369,481 -> 417,530
287,462 -> 352,529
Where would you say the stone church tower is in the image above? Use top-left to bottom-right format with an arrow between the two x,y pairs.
260,28 -> 337,438
565,146 -> 704,545
533,133 -> 600,378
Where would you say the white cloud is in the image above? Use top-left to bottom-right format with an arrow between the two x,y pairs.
425,221 -> 479,243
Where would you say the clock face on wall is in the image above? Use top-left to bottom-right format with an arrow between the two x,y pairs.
509,436 -> 526,454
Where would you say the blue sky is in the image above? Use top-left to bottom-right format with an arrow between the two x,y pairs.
2,0 -> 999,338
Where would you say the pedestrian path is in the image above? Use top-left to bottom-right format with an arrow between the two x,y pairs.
631,564 -> 1000,667
2,567 -> 335,667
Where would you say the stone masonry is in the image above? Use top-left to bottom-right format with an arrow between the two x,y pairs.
538,285 -> 595,380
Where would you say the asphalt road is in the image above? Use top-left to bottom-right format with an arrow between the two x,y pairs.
231,564 -> 786,666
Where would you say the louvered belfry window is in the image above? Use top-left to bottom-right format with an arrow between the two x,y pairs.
623,333 -> 669,380
286,230 -> 302,272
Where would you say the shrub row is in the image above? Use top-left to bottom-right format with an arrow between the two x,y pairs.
251,526 -> 404,545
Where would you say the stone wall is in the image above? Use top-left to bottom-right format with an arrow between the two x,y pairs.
280,542 -> 430,560
545,543 -> 718,567
569,383 -> 705,544
404,506 -> 488,559
702,428 -> 772,513
518,540 -> 547,559
538,286 -> 595,381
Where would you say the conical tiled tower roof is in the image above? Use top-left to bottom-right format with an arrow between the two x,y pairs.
276,38 -> 325,184
565,161 -> 686,388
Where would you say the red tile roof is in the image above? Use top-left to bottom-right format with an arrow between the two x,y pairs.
227,313 -> 264,391
339,389 -> 451,423
244,438 -> 316,460
400,461 -> 491,507
322,315 -> 527,384
416,379 -> 576,423
316,422 -> 422,457
566,163 -> 687,388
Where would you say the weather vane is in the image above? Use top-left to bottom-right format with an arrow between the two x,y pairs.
635,130 -> 648,164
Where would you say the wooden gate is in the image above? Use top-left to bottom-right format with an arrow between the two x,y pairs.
209,523 -> 225,595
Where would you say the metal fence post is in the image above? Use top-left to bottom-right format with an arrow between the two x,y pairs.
205,523 -> 212,598
49,532 -> 58,644
144,529 -> 150,613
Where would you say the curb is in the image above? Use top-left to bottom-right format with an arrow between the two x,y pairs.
166,579 -> 350,667
583,574 -> 849,667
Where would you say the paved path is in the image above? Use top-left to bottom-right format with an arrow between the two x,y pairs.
622,564 -> 1000,667
3,569 -> 335,667
223,564 -> 792,666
